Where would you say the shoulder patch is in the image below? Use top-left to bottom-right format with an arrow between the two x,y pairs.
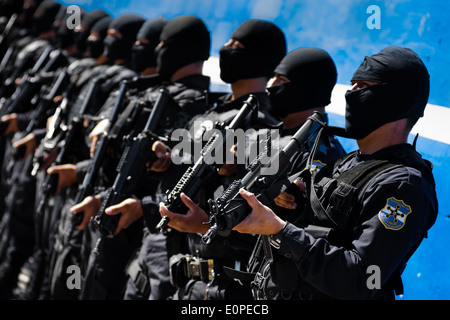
378,197 -> 412,230
310,160 -> 326,173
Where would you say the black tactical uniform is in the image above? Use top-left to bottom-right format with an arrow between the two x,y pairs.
37,14 -> 146,300
159,20 -> 288,301
79,15 -> 212,300
22,10 -> 111,300
253,46 -> 438,300
122,16 -> 215,300
0,0 -> 65,299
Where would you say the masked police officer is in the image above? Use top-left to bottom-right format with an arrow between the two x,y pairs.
234,46 -> 438,300
68,15 -> 212,300
157,20 -> 288,300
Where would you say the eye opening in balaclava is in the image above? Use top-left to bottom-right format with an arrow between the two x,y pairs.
219,19 -> 286,84
344,46 -> 430,140
103,13 -> 146,62
156,15 -> 210,81
32,0 -> 61,36
74,9 -> 110,54
266,47 -> 337,119
87,16 -> 112,59
131,16 -> 168,73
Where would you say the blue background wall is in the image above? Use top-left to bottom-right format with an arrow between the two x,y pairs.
58,0 -> 450,300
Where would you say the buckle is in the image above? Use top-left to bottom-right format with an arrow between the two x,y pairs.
185,257 -> 214,281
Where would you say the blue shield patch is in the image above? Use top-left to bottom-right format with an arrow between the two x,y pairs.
310,160 -> 326,173
378,197 -> 412,231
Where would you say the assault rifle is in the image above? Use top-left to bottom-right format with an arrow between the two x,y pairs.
202,112 -> 326,244
156,94 -> 259,232
35,76 -> 104,215
0,51 -> 34,100
11,68 -> 69,160
30,89 -> 70,177
31,65 -> 95,177
69,79 -> 136,227
0,47 -> 62,123
90,88 -> 170,254
0,46 -> 14,80
0,13 -> 17,59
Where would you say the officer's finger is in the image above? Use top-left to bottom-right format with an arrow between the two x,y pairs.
114,216 -> 128,235
277,192 -> 295,202
12,138 -> 26,148
274,196 -> 297,209
159,202 -> 173,219
161,153 -> 171,166
294,178 -> 306,190
69,201 -> 85,214
105,203 -> 122,216
78,212 -> 91,230
47,166 -> 56,174
152,141 -> 166,157
239,189 -> 260,209
180,193 -> 198,212
90,136 -> 98,157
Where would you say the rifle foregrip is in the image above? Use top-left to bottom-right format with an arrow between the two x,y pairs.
202,224 -> 218,245
71,211 -> 84,227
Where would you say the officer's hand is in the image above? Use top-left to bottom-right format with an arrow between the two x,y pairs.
47,164 -> 78,194
273,179 -> 306,209
2,113 -> 18,136
233,189 -> 286,235
150,140 -> 171,172
13,132 -> 36,160
39,147 -> 59,172
89,118 -> 109,158
69,194 -> 102,230
218,145 -> 237,176
159,193 -> 210,234
105,198 -> 143,235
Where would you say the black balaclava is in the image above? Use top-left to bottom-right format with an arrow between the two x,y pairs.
131,16 -> 168,73
103,13 -> 146,61
345,46 -> 430,139
74,9 -> 109,54
87,16 -> 112,59
267,48 -> 337,119
53,6 -> 86,49
18,0 -> 43,30
219,20 -> 286,84
32,0 -> 61,36
0,0 -> 24,18
156,15 -> 210,81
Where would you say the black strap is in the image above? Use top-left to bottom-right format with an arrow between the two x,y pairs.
308,158 -> 404,230
126,257 -> 150,297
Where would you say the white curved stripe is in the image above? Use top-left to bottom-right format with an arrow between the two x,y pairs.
204,56 -> 450,145
329,84 -> 450,145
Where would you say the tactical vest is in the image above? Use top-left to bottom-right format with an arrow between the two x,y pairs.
247,142 -> 435,300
